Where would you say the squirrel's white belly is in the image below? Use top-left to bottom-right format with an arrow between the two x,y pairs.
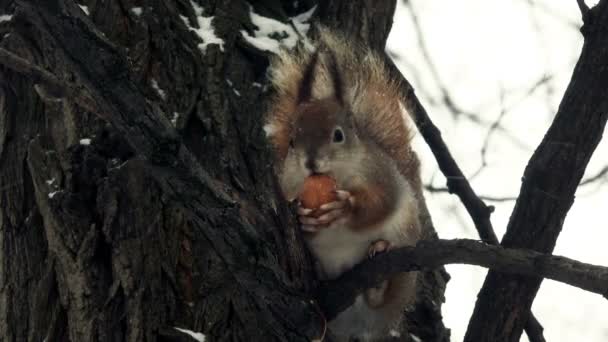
304,189 -> 419,341
306,224 -> 374,279
305,189 -> 418,280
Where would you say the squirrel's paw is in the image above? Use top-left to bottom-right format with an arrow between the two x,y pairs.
297,207 -> 321,233
368,239 -> 392,259
297,190 -> 354,231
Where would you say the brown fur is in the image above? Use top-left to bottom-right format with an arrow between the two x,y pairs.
267,28 -> 417,182
266,28 -> 423,341
294,99 -> 343,152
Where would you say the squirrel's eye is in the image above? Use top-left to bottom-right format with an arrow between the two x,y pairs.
333,128 -> 345,143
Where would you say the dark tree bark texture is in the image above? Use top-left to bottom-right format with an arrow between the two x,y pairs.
0,1 -> 449,341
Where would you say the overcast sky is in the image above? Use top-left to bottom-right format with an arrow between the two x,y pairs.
387,0 -> 608,341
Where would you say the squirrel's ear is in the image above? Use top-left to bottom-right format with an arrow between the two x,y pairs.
297,50 -> 319,104
326,49 -> 345,105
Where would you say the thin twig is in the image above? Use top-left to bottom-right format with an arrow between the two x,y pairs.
384,54 -> 498,244
425,185 -> 518,203
388,3 -> 548,337
403,1 -> 483,124
580,165 -> 608,186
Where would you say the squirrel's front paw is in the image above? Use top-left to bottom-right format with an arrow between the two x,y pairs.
368,239 -> 392,259
298,190 -> 354,232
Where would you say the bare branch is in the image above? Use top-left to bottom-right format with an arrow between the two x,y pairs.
580,165 -> 608,186
390,4 -> 548,338
318,238 -> 608,321
384,57 -> 498,244
403,1 -> 484,124
577,0 -> 591,20
521,0 -> 581,30
425,185 -> 518,203
465,1 -> 608,339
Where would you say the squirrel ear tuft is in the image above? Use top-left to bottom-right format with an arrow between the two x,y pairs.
297,50 -> 320,104
326,49 -> 345,105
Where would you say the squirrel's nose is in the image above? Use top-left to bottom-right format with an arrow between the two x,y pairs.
305,158 -> 317,172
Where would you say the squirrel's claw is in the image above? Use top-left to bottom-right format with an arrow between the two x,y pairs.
319,198 -> 348,211
316,209 -> 346,224
334,190 -> 353,202
318,190 -> 353,212
299,216 -> 324,226
315,190 -> 354,226
297,206 -> 314,216
368,239 -> 392,259
297,202 -> 328,231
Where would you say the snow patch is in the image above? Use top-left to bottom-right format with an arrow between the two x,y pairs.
171,112 -> 180,126
131,7 -> 143,16
184,0 -> 224,53
410,333 -> 422,342
46,178 -> 56,186
109,158 -> 129,170
263,123 -> 278,137
179,15 -> 189,26
48,190 -> 62,199
0,14 -> 12,23
78,5 -> 89,15
79,138 -> 91,145
389,329 -> 401,337
150,79 -> 166,100
240,5 -> 315,54
174,327 -> 205,342
291,6 -> 315,34
226,79 -> 241,96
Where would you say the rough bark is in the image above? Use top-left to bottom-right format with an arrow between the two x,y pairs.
0,0 -> 449,341
464,1 -> 608,341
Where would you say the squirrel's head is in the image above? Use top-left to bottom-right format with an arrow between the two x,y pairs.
283,49 -> 365,180
289,98 -> 362,176
271,32 -> 415,200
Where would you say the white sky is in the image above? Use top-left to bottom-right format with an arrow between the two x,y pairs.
387,0 -> 608,341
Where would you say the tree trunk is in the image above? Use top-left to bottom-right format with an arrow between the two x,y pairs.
0,0 -> 449,341
464,2 -> 608,341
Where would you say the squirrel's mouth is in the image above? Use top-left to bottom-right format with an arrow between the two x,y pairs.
310,171 -> 333,178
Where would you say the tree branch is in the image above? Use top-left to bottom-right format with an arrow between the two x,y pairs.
465,1 -> 608,340
317,3 -> 452,340
384,56 -> 498,245
317,239 -> 608,321
425,185 -> 519,203
385,26 -> 548,342
580,165 -> 608,186
576,0 -> 590,21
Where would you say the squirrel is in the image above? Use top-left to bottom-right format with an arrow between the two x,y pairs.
265,28 -> 424,341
